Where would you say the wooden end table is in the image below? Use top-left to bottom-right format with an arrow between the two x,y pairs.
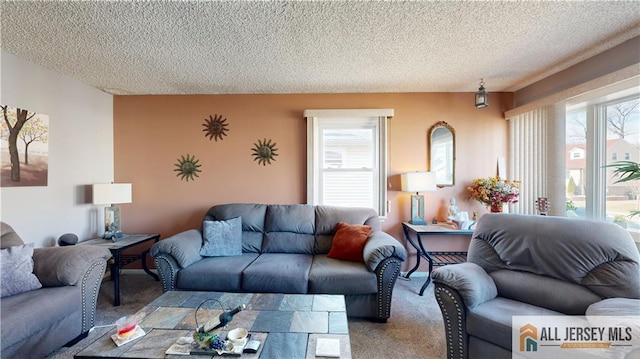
80,234 -> 160,306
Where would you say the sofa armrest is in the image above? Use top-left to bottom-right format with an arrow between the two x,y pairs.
431,263 -> 495,359
33,246 -> 110,332
431,262 -> 497,309
150,229 -> 204,269
586,298 -> 640,317
33,246 -> 111,287
363,231 -> 407,272
150,229 -> 203,292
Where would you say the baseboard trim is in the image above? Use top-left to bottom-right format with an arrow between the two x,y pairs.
120,269 -> 158,275
101,268 -> 158,282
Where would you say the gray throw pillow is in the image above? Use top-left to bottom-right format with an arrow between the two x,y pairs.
1,243 -> 42,298
200,217 -> 242,257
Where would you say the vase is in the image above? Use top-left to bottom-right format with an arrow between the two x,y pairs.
490,204 -> 503,213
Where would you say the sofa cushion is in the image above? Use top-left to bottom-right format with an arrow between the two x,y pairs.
489,269 -> 602,315
200,217 -> 242,257
1,285 -> 80,352
586,298 -> 640,330
205,203 -> 267,252
263,205 -> 315,254
177,253 -> 259,291
1,243 -> 42,298
263,232 -> 315,254
586,298 -> 640,317
309,255 -> 377,294
326,222 -> 371,262
242,253 -> 312,293
315,206 -> 381,234
314,206 -> 380,253
467,297 -> 562,350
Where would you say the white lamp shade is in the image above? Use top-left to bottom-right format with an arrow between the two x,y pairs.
401,172 -> 437,193
92,183 -> 132,205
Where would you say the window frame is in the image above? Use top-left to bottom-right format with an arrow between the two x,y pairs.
304,109 -> 393,217
568,92 -> 640,222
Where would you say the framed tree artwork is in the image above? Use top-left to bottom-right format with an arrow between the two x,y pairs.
0,105 -> 49,187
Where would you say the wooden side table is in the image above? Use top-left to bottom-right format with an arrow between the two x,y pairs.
402,222 -> 473,295
80,234 -> 160,306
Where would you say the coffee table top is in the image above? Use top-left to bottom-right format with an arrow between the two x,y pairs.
75,291 -> 352,359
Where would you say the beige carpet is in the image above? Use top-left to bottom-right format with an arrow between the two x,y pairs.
47,273 -> 446,359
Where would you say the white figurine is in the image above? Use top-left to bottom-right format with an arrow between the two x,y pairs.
448,197 -> 459,222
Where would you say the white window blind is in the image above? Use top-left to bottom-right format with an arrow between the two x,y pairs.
305,109 -> 393,216
509,104 -> 566,216
509,107 -> 550,215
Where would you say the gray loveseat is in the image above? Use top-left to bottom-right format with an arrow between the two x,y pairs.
0,222 -> 111,359
151,203 -> 407,322
432,214 -> 640,359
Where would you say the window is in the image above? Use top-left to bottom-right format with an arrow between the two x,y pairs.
508,76 -> 639,238
570,149 -> 584,159
566,90 -> 640,233
305,109 -> 392,216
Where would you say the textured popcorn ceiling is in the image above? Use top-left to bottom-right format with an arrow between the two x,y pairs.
1,1 -> 639,95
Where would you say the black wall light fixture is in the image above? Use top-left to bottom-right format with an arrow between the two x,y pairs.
475,79 -> 488,108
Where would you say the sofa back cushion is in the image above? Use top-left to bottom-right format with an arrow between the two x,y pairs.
489,269 -> 602,315
468,214 -> 640,310
205,204 -> 267,253
204,203 -> 383,255
263,204 -> 315,254
314,206 -> 380,254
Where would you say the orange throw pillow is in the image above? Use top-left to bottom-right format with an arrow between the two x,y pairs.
327,222 -> 372,262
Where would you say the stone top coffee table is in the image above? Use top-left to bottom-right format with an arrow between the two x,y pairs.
75,291 -> 352,358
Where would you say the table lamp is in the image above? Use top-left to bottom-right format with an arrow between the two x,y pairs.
92,183 -> 132,240
401,172 -> 436,225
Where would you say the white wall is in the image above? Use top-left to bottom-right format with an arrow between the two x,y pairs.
0,51 -> 114,247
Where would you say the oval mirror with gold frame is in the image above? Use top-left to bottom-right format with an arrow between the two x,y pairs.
428,121 -> 455,187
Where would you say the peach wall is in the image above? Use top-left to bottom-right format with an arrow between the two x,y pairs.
114,92 -> 513,271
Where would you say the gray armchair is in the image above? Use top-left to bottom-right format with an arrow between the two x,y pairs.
432,214 -> 640,359
0,222 -> 111,358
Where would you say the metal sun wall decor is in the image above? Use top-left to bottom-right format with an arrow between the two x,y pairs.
174,154 -> 202,181
202,114 -> 229,141
251,138 -> 278,166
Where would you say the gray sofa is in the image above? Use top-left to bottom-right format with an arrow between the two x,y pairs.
150,203 -> 407,322
432,214 -> 640,359
0,222 -> 111,359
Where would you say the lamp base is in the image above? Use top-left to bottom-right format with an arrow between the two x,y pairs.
103,205 -> 124,241
103,230 -> 124,241
410,194 -> 427,225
